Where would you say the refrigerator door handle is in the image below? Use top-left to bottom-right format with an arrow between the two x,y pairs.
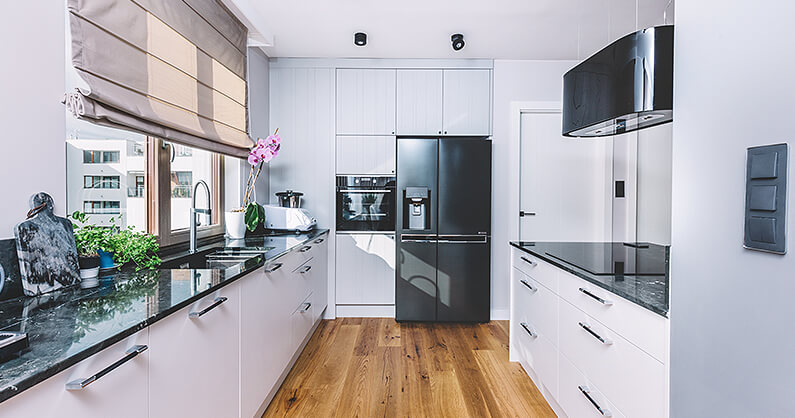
400,239 -> 436,243
437,235 -> 489,244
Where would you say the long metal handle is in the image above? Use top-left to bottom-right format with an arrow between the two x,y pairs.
520,256 -> 537,266
437,240 -> 488,244
265,263 -> 283,273
519,279 -> 537,292
338,189 -> 393,193
579,322 -> 613,345
299,245 -> 312,253
520,322 -> 537,338
579,288 -> 613,305
401,239 -> 435,243
300,302 -> 312,313
519,210 -> 536,217
299,265 -> 312,274
189,297 -> 228,318
314,238 -> 325,244
578,385 -> 612,416
65,345 -> 148,391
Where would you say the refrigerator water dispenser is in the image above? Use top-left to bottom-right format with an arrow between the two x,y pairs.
405,187 -> 430,230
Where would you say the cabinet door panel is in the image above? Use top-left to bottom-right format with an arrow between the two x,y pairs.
443,69 -> 491,136
149,286 -> 240,418
1,331 -> 149,418
336,233 -> 395,305
336,69 -> 396,135
396,69 -> 443,135
336,136 -> 396,175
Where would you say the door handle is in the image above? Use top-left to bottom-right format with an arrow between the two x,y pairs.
519,210 -> 536,217
65,345 -> 148,390
313,238 -> 325,244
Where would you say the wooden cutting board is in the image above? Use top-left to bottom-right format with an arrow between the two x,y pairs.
14,193 -> 80,296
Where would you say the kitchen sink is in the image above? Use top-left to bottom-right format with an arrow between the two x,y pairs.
161,247 -> 275,270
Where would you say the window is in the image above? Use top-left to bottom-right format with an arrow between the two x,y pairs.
170,172 -> 193,198
128,172 -> 145,198
83,150 -> 120,164
83,175 -> 120,189
129,142 -> 145,157
84,201 -> 121,215
175,145 -> 193,157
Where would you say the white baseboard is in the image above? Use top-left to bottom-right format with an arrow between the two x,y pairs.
490,308 -> 509,321
336,305 -> 395,318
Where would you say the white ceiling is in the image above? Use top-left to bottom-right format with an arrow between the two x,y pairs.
247,0 -> 672,60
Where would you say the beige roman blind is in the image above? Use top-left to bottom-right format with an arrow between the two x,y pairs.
65,0 -> 253,157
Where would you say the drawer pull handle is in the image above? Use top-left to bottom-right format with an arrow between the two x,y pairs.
314,238 -> 325,244
579,287 -> 613,305
299,245 -> 312,253
189,297 -> 228,318
265,263 -> 283,273
578,322 -> 613,345
578,385 -> 612,416
519,322 -> 537,338
519,279 -> 536,292
520,256 -> 537,266
300,265 -> 312,274
300,302 -> 312,313
65,345 -> 148,391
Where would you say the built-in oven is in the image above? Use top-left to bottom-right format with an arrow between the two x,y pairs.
336,176 -> 396,232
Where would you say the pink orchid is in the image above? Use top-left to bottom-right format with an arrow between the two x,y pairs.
247,152 -> 261,165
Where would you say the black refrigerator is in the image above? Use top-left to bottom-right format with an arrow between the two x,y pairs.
395,137 -> 492,322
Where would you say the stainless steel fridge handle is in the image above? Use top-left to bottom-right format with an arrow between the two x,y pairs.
437,240 -> 489,244
400,239 -> 435,243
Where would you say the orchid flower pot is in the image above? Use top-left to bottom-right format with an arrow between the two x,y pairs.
225,211 -> 247,239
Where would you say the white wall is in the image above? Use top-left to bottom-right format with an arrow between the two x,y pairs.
670,2 -> 795,416
637,123 -> 672,245
491,60 -> 577,318
0,1 -> 66,238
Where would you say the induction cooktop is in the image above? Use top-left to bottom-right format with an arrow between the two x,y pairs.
543,242 -> 667,276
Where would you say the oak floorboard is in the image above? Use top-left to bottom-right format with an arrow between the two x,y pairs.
262,319 -> 556,418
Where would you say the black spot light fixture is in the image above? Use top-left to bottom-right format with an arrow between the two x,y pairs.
354,32 -> 367,46
451,33 -> 465,51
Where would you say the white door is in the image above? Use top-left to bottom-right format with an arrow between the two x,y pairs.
519,111 -> 611,242
149,286 -> 241,418
336,136 -> 396,175
1,331 -> 149,418
335,233 -> 396,305
396,69 -> 443,135
442,69 -> 491,136
336,69 -> 397,135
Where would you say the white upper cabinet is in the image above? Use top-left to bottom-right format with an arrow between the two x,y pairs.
442,69 -> 492,136
336,136 -> 396,175
396,69 -> 443,135
336,69 -> 397,135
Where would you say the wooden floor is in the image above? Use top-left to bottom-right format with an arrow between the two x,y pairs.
263,318 -> 556,418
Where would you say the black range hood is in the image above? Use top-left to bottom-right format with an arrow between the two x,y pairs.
562,25 -> 674,137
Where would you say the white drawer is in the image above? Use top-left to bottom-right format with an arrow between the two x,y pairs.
557,269 -> 667,362
512,248 -> 558,293
558,351 -> 627,418
558,299 -> 666,418
514,267 -> 558,347
514,311 -> 559,400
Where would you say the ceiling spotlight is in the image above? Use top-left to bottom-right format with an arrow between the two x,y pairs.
451,33 -> 465,51
354,32 -> 367,46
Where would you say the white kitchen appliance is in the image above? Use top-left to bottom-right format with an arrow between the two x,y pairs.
263,205 -> 317,232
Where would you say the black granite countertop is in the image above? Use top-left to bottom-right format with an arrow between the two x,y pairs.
0,229 -> 328,403
510,241 -> 669,317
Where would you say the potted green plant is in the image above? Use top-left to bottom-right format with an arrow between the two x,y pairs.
111,227 -> 161,271
70,211 -> 112,286
226,129 -> 281,238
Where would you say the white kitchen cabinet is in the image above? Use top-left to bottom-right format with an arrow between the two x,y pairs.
336,69 -> 396,135
149,285 -> 241,418
1,331 -> 149,418
240,262 -> 293,418
442,69 -> 492,136
335,233 -> 396,305
396,69 -> 443,135
301,235 -> 329,322
336,136 -> 396,175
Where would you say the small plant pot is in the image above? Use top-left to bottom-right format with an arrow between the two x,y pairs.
225,211 -> 247,239
97,250 -> 115,269
78,256 -> 100,279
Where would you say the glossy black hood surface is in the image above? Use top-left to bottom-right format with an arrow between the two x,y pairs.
562,25 -> 674,137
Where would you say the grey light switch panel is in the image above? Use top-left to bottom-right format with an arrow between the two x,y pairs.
744,144 -> 788,254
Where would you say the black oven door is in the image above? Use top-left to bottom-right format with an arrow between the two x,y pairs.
337,188 -> 395,232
